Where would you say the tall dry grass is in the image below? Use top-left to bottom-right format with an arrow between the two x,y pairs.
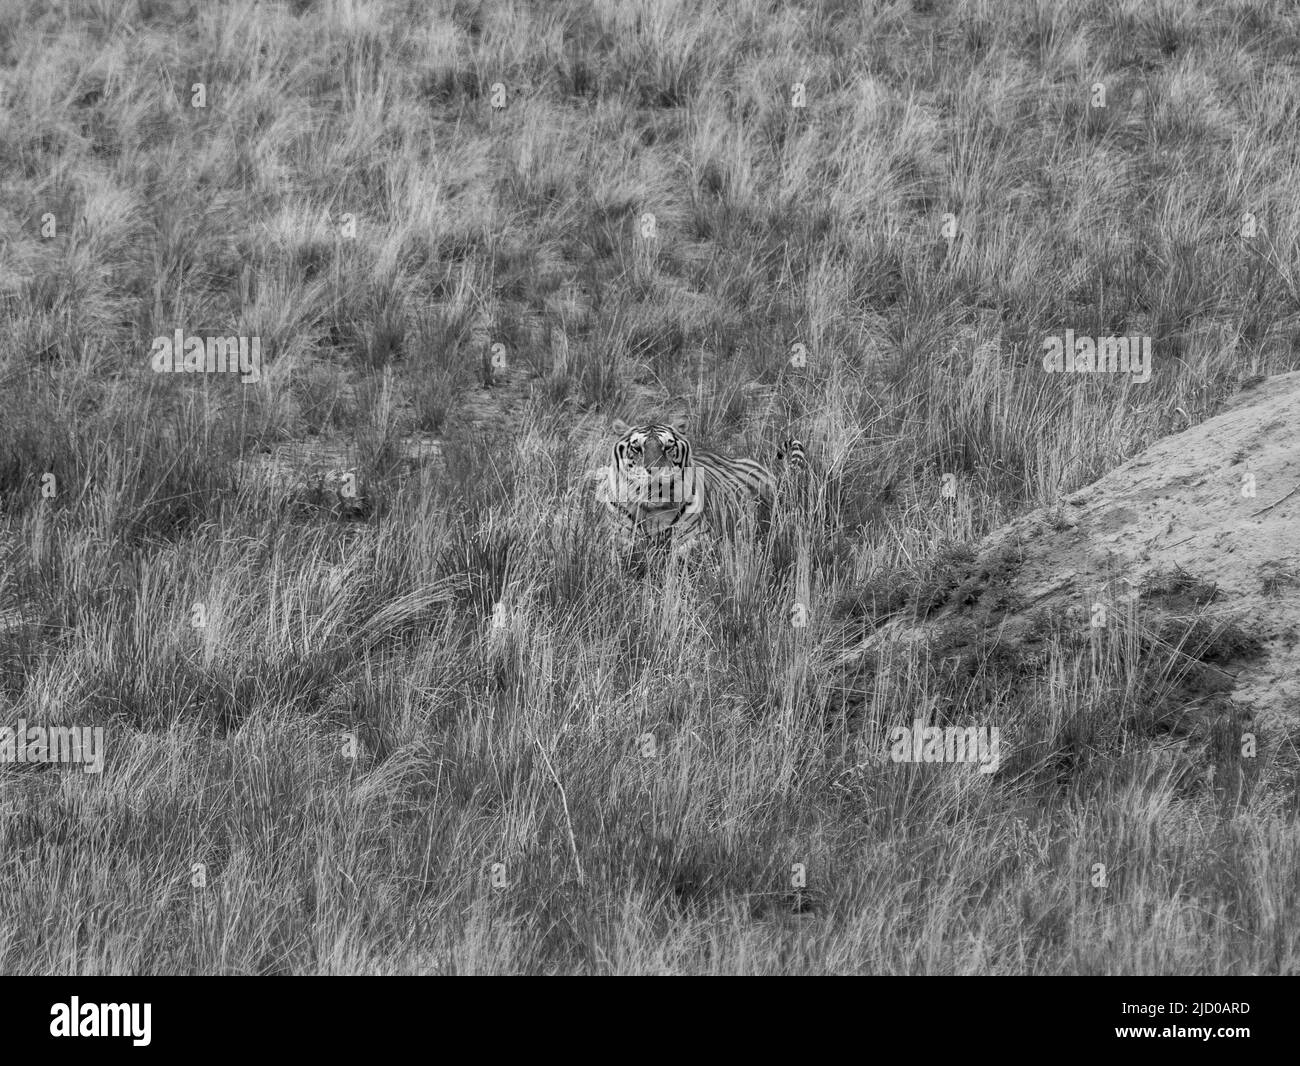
0,0 -> 1297,973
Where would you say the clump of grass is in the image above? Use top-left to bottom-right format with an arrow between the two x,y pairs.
829,572 -> 911,626
1140,565 -> 1221,610
1151,614 -> 1264,667
912,542 -> 1022,619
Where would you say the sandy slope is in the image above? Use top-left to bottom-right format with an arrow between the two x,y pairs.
838,371 -> 1300,736
1023,370 -> 1300,731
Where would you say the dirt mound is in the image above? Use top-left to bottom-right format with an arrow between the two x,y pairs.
843,371 -> 1300,735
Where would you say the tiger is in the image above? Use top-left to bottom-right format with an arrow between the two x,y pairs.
600,422 -> 803,561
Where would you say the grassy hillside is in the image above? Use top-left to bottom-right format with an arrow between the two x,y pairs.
1,0 -> 1298,973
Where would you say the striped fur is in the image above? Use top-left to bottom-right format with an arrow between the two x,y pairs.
776,438 -> 806,468
602,423 -> 776,557
772,436 -> 846,532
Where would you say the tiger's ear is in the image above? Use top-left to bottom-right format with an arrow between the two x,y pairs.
669,414 -> 690,434
610,418 -> 631,436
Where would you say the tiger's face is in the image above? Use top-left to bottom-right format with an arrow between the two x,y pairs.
611,424 -> 695,510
